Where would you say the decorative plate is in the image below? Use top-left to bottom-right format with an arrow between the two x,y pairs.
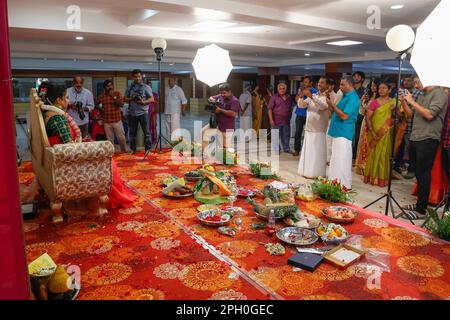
162,189 -> 194,198
322,206 -> 358,224
276,227 -> 319,246
316,223 -> 349,244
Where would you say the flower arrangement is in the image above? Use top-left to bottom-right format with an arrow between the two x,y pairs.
311,177 -> 356,203
423,209 -> 450,241
249,162 -> 277,180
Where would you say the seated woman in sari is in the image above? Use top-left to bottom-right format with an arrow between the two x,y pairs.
363,80 -> 396,187
355,79 -> 379,175
38,82 -> 136,211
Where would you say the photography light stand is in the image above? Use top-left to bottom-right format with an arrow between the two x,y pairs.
143,39 -> 172,160
363,51 -> 414,225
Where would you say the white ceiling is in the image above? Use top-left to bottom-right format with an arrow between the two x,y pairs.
7,0 -> 441,73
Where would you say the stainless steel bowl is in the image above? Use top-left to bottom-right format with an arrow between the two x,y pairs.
197,210 -> 231,227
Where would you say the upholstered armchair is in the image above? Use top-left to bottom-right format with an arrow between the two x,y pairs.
29,89 -> 114,223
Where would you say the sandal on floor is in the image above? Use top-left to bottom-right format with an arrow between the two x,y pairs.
403,204 -> 417,211
404,210 -> 426,221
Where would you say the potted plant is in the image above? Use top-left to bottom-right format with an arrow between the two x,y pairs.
423,209 -> 450,241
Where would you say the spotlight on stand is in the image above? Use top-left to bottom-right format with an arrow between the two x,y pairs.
364,24 -> 416,224
386,24 -> 415,53
143,38 -> 171,160
151,38 -> 167,62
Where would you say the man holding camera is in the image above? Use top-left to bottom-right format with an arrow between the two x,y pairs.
403,83 -> 448,219
67,76 -> 94,138
124,69 -> 154,153
208,83 -> 239,148
97,80 -> 127,153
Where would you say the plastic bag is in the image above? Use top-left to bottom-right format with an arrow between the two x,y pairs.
345,234 -> 391,272
365,248 -> 391,273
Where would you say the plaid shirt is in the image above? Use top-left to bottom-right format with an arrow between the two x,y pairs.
405,89 -> 423,135
97,91 -> 124,123
443,94 -> 450,148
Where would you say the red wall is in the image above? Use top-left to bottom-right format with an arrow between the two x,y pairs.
0,0 -> 30,299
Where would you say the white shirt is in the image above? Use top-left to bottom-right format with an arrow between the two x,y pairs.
298,92 -> 329,133
67,87 -> 94,126
165,85 -> 188,115
239,91 -> 252,117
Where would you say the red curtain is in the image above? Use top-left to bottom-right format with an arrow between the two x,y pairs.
0,0 -> 30,299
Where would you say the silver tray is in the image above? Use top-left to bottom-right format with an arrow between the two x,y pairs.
276,227 -> 319,246
197,210 -> 231,227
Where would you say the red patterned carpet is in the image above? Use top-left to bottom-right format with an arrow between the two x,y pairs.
20,152 -> 450,300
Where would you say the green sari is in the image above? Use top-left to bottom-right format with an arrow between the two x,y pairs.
363,99 -> 394,187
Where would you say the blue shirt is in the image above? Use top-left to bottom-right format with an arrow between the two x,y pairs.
125,82 -> 153,116
295,87 -> 317,117
328,89 -> 360,141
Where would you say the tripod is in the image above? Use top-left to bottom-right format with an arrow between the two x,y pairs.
363,52 -> 415,225
143,47 -> 172,160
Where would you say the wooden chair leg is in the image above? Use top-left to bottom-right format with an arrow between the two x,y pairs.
98,195 -> 109,218
51,202 -> 63,223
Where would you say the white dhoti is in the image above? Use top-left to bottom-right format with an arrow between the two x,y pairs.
239,116 -> 253,141
326,135 -> 333,163
163,113 -> 181,140
328,136 -> 353,189
298,131 -> 327,179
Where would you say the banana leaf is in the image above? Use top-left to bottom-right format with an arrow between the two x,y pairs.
194,192 -> 229,205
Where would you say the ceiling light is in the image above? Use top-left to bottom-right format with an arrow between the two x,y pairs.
390,5 -> 404,10
193,8 -> 231,20
304,53 -> 311,57
75,36 -> 84,40
169,63 -> 175,66
326,40 -> 363,46
192,20 -> 236,30
148,62 -> 153,65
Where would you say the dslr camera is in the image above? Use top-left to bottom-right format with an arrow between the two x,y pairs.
133,94 -> 144,103
205,98 -> 220,112
74,101 -> 86,120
